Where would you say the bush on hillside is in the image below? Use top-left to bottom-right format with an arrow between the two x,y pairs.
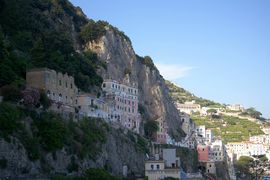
0,103 -> 22,138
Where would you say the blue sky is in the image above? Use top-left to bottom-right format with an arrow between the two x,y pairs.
70,0 -> 270,118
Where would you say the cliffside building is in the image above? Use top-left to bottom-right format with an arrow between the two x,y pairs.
77,93 -> 109,120
154,116 -> 168,144
102,79 -> 141,133
26,68 -> 78,117
176,100 -> 201,115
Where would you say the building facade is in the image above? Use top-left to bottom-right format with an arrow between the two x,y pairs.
154,116 -> 168,144
102,79 -> 140,133
26,68 -> 78,117
176,100 -> 201,115
197,144 -> 210,162
145,148 -> 181,180
77,93 -> 109,120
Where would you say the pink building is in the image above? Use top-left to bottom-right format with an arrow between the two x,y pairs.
102,79 -> 140,133
197,144 -> 210,162
154,116 -> 168,144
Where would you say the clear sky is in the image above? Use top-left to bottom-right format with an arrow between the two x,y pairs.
70,0 -> 270,118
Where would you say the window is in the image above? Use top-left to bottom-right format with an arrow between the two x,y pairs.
157,164 -> 160,170
103,83 -> 106,88
59,94 -> 62,101
47,90 -> 51,97
151,165 -> 154,170
71,83 -> 73,89
66,82 -> 68,88
59,80 -> 62,86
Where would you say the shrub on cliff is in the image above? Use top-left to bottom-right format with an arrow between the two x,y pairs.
85,168 -> 120,180
0,103 -> 22,139
35,112 -> 68,151
144,120 -> 159,140
80,20 -> 107,42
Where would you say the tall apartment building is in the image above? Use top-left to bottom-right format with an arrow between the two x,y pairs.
102,79 -> 140,133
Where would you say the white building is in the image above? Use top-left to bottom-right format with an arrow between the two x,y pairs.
196,125 -> 206,138
163,149 -> 180,168
226,142 -> 267,160
226,104 -> 244,112
209,140 -> 225,161
205,129 -> 214,143
176,100 -> 201,115
145,149 -> 181,180
77,93 -> 109,120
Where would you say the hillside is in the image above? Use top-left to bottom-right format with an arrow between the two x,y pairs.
165,80 -> 223,108
165,81 -> 264,143
0,0 -> 189,178
192,114 -> 264,143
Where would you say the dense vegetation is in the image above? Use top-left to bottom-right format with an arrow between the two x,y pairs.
0,0 -> 104,92
0,101 -> 109,162
166,80 -> 223,107
52,168 -> 120,180
192,115 -> 263,143
144,120 -> 159,140
137,55 -> 156,70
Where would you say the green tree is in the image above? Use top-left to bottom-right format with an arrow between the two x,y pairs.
85,168 -> 119,180
0,103 -> 21,137
80,20 -> 106,42
144,120 -> 159,140
35,112 -> 67,151
245,107 -> 262,119
30,39 -> 46,67
236,156 -> 253,174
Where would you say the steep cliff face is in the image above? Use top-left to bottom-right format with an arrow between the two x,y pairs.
0,127 -> 145,178
86,29 -> 185,138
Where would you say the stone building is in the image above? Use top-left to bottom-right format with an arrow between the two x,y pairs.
26,68 -> 78,105
26,68 -> 78,117
102,79 -> 140,133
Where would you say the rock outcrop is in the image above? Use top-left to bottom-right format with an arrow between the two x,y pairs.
0,127 -> 145,178
86,29 -> 185,138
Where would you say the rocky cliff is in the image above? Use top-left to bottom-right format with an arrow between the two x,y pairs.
0,125 -> 145,178
0,0 -> 187,178
86,29 -> 185,139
